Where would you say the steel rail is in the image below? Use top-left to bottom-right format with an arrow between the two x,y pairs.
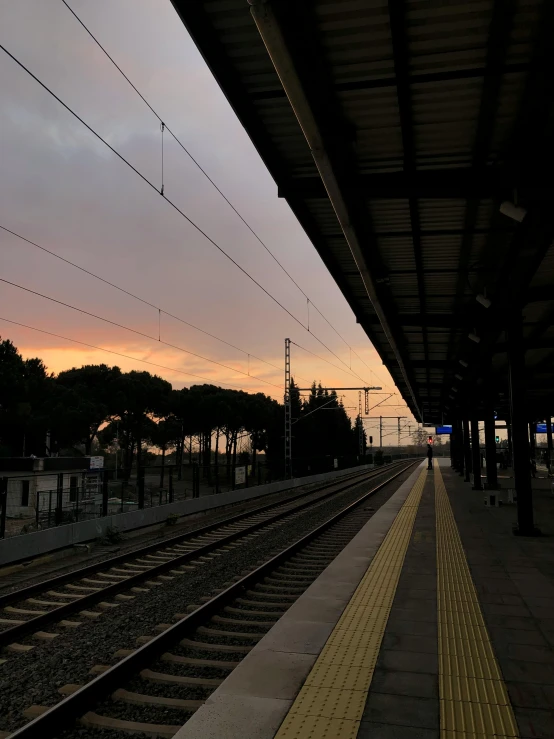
0,461 -> 413,645
8,459 -> 418,739
0,465 -> 378,607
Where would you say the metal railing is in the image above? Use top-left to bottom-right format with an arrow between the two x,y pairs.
0,453 -> 416,539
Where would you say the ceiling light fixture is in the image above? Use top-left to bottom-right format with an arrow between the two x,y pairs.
459,359 -> 469,368
468,332 -> 481,344
476,293 -> 492,309
500,201 -> 527,223
454,373 -> 463,380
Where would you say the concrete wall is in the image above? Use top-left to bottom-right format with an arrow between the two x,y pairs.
0,463 -> 379,566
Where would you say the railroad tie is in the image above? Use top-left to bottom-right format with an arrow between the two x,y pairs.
4,643 -> 34,653
32,632 -> 59,641
140,668 -> 222,688
113,687 -> 205,709
179,638 -> 251,654
161,653 -> 238,669
81,712 -> 181,738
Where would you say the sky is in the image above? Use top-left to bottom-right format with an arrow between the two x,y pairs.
0,0 -> 415,442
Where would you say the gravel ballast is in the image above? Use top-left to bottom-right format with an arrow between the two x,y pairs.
0,464 -> 416,735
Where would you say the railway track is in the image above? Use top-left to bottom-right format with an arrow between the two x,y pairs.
4,460 -> 418,739
0,462 -> 410,651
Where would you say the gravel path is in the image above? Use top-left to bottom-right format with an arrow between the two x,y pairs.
0,465 -> 415,734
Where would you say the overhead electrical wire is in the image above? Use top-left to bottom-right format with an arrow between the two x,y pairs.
0,277 -> 283,391
0,42 -> 370,388
0,316 -> 246,390
289,340 -> 368,384
60,0 -> 387,390
0,224 -> 316,383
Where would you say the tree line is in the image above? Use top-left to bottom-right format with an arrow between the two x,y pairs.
0,337 -> 365,476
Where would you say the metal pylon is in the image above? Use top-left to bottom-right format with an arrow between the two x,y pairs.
284,338 -> 292,479
358,391 -> 364,456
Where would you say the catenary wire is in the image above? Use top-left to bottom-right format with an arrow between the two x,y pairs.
0,224 -> 314,382
0,277 -> 283,391
0,317 -> 248,390
290,341 -> 368,384
60,0 -> 385,387
0,42 -> 367,386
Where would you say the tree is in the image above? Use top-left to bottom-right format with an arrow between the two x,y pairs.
148,415 -> 181,486
55,365 -> 122,454
111,371 -> 172,473
353,416 -> 367,455
0,338 -> 50,456
411,427 -> 440,448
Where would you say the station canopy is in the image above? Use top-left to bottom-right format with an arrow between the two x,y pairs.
172,0 -> 554,423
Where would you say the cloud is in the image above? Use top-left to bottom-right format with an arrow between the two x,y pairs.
0,0 -> 412,427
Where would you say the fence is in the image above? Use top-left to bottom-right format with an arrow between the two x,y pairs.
0,452 -> 415,539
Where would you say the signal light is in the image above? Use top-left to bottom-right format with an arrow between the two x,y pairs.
495,435 -> 500,443
428,436 -> 433,445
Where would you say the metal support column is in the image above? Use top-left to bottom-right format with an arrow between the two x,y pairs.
0,478 -> 7,539
529,421 -> 536,465
284,338 -> 292,479
101,470 -> 109,517
138,467 -> 145,509
547,418 -> 553,476
192,464 -> 200,498
358,391 -> 363,457
458,426 -> 463,470
451,421 -> 460,470
507,423 -> 513,467
458,419 -> 464,474
451,420 -> 457,470
471,417 -> 483,490
55,472 -> 64,524
508,318 -> 536,535
484,405 -> 498,490
463,418 -> 472,482
379,416 -> 383,448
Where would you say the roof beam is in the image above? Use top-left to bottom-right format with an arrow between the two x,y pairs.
251,62 -> 529,99
441,0 -> 516,409
387,0 -> 431,415
365,314 -> 467,328
278,167 -> 525,199
460,0 -> 554,395
249,0 -> 423,421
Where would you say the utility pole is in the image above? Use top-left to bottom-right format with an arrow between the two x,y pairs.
374,417 -> 408,449
284,338 -> 292,479
287,338 -> 381,471
115,421 -> 119,481
358,391 -> 363,456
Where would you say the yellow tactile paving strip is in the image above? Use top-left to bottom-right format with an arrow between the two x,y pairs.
274,467 -> 427,738
434,462 -> 519,739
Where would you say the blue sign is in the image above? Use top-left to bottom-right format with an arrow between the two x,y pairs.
536,424 -> 547,434
436,425 -> 453,435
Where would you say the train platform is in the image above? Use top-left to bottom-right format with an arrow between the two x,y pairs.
175,459 -> 554,739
